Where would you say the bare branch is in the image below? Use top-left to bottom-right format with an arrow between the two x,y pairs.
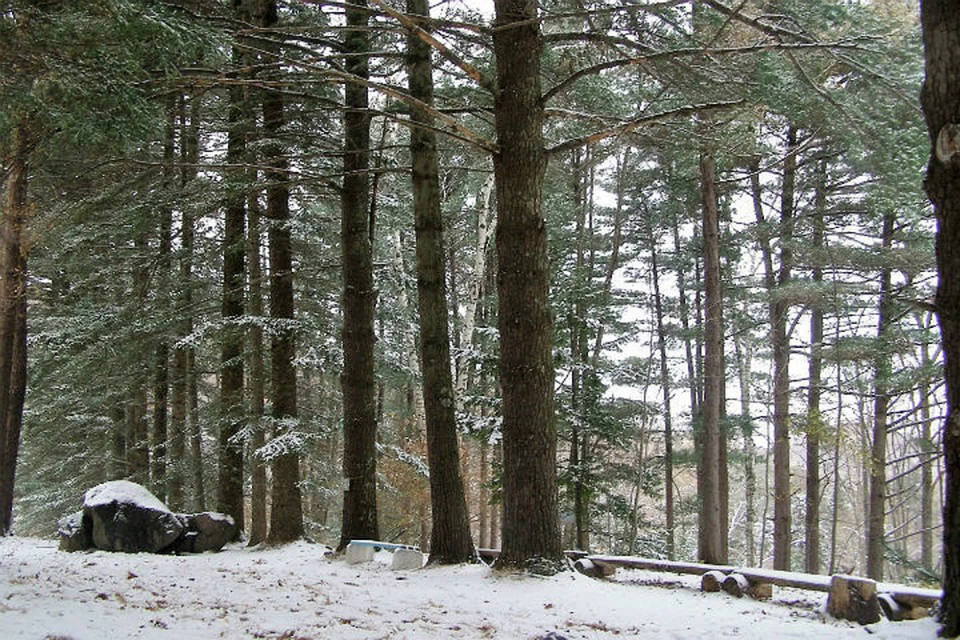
547,100 -> 745,156
369,0 -> 495,94
544,40 -> 869,104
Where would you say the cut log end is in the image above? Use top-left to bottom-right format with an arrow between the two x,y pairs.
827,574 -> 881,625
701,570 -> 726,593
573,558 -> 616,579
721,573 -> 751,598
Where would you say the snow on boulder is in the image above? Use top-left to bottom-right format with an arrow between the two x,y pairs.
57,510 -> 91,552
82,480 -> 183,553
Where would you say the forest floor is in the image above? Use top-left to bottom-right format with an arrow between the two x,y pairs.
0,535 -> 942,639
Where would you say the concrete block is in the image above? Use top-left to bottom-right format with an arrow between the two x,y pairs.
391,547 -> 424,571
346,542 -> 375,564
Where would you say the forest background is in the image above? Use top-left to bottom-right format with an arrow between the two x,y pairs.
0,0 -> 950,624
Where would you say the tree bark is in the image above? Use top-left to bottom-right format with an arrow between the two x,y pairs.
257,0 -> 303,544
491,0 -> 564,572
247,178 -> 268,547
338,0 -> 379,550
918,313 -> 936,575
698,145 -> 725,565
805,156 -> 826,575
866,211 -> 895,581
918,4 -> 960,624
734,326 -> 757,566
0,120 -> 30,535
217,17 -> 248,532
773,126 -> 797,571
406,0 -> 474,564
152,102 -> 175,503
168,92 -> 198,513
648,207 -> 675,560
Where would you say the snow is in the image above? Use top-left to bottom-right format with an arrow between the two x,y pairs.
0,536 -> 943,639
83,481 -> 172,513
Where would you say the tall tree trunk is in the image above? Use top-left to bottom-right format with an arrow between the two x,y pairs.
773,127 -> 797,571
918,312 -> 936,574
169,92 -> 199,512
338,0 -> 379,549
247,180 -> 268,546
189,345 -> 204,511
129,233 -> 151,486
649,211 -> 675,559
258,0 -> 303,544
734,326 -> 757,566
152,103 -> 175,502
866,211 -> 895,581
805,156 -> 826,574
170,92 -> 201,512
454,174 -> 495,404
0,120 -> 30,535
568,147 -> 593,553
698,145 -> 725,565
406,0 -> 474,564
217,22 -> 248,531
491,0 -> 563,572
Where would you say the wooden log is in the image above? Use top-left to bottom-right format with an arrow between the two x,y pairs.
701,570 -> 727,593
885,587 -> 940,610
722,573 -> 751,598
885,594 -> 932,620
745,582 -> 773,600
574,559 -> 603,578
827,574 -> 881,625
878,593 -> 905,622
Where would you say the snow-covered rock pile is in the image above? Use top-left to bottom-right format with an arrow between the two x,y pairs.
57,480 -> 236,554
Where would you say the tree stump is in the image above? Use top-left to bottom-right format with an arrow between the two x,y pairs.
701,570 -> 727,593
827,574 -> 881,624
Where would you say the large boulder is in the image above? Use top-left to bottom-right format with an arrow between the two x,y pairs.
83,480 -> 183,553
172,512 -> 237,553
57,510 -> 92,552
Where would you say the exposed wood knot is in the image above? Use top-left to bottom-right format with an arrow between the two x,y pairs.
936,124 -> 960,165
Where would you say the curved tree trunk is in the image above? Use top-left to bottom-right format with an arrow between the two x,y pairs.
491,0 -> 564,572
918,3 -> 960,631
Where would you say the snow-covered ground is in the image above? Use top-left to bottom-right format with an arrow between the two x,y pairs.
0,536 -> 942,639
